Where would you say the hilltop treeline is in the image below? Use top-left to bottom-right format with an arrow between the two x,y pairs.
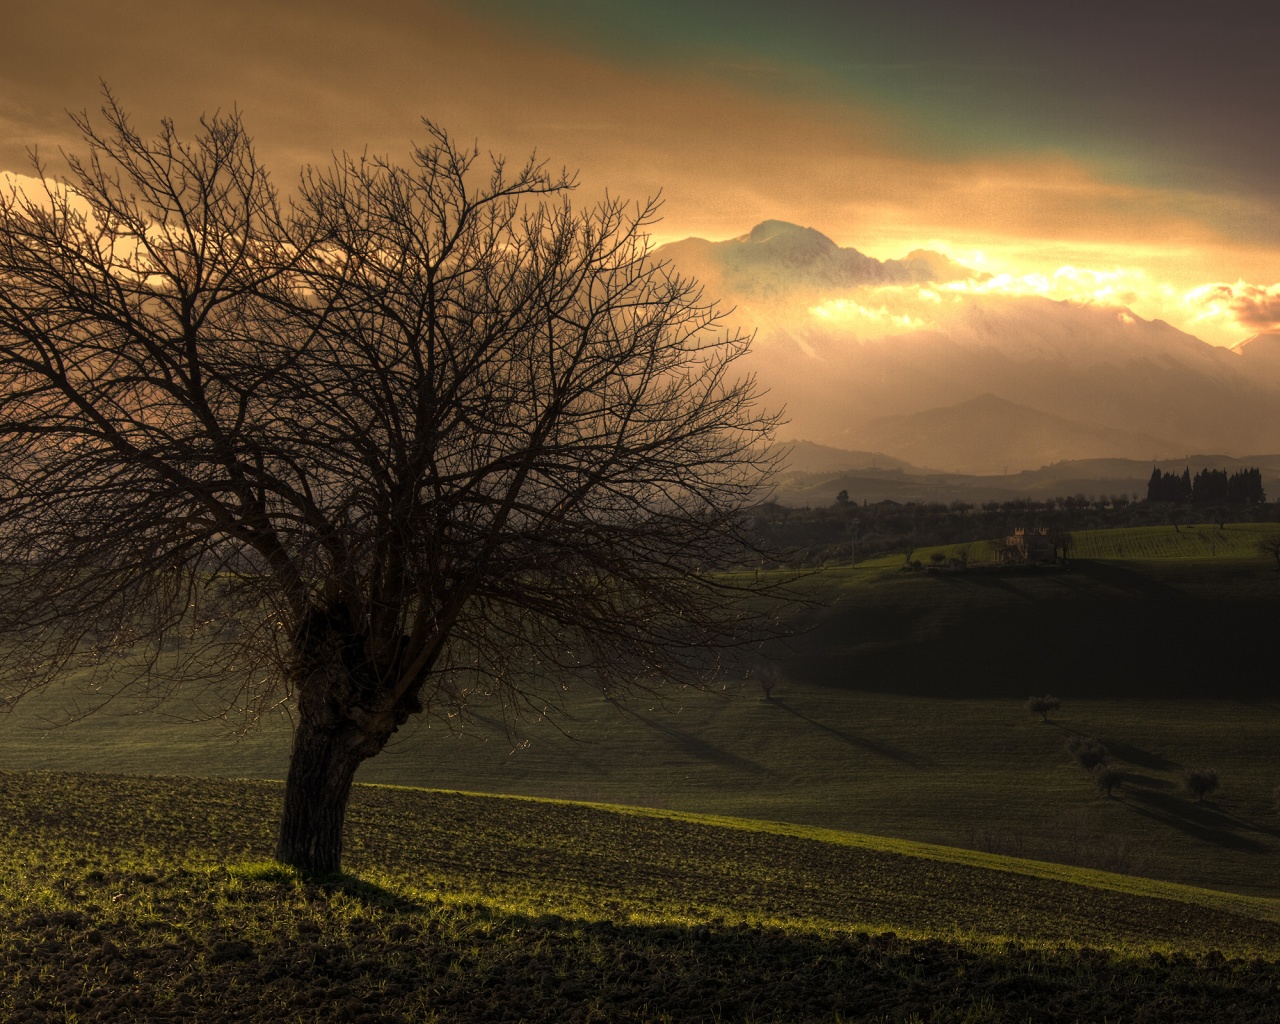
748,490 -> 1278,567
1147,467 -> 1265,506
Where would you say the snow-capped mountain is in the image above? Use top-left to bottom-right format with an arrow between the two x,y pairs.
655,222 -> 1280,472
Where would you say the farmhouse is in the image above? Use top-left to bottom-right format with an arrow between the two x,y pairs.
997,526 -> 1056,564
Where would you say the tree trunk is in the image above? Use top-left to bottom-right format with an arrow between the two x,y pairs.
275,714 -> 366,874
275,606 -> 416,873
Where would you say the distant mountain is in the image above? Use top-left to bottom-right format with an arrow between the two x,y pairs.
858,394 -> 1180,476
1234,332 -> 1280,378
655,222 -> 1280,471
774,440 -> 919,475
768,448 -> 1280,507
658,220 -> 981,299
746,297 -> 1276,462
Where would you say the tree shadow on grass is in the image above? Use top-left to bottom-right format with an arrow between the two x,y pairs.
619,709 -> 769,775
936,572 -> 1035,598
1120,788 -> 1274,853
233,861 -> 426,911
769,699 -> 933,769
1115,771 -> 1177,792
1097,738 -> 1179,772
319,872 -> 426,910
1067,560 -> 1184,599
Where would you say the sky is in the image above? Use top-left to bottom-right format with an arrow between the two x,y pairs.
3,0 -> 1278,347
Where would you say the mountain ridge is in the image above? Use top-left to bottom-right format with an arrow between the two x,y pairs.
655,222 -> 1280,472
770,441 -> 1280,506
859,393 -> 1180,476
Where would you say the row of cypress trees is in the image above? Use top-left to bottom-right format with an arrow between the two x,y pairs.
1146,466 -> 1266,506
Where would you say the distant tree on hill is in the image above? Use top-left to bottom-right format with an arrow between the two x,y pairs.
756,667 -> 778,702
1182,768 -> 1220,803
1149,465 -> 1265,509
1192,468 -> 1229,508
1147,467 -> 1193,504
1027,695 -> 1061,722
1259,536 -> 1280,571
1093,764 -> 1122,798
1227,467 -> 1266,505
1066,736 -> 1108,772
836,489 -> 850,506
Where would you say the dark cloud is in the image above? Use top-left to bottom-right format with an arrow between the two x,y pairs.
471,0 -> 1280,241
4,0 -> 1278,302
1221,284 -> 1280,330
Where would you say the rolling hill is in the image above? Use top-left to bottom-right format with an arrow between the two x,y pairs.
858,393 -> 1178,476
769,445 -> 1280,506
7,532 -> 1280,900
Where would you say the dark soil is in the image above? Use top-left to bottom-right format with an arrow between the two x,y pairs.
3,771 -> 1279,1023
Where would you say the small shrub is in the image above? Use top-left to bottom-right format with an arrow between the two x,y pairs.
1093,764 -> 1122,798
1182,768 -> 1219,803
1066,735 -> 1108,772
970,828 -> 1025,858
1091,834 -> 1141,873
1027,695 -> 1061,722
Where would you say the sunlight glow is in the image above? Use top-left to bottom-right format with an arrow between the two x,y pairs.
808,299 -> 927,330
804,258 -> 1280,349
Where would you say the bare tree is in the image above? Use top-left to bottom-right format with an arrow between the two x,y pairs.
1259,535 -> 1280,571
1026,695 -> 1061,722
1065,735 -> 1107,772
0,94 -> 784,873
1092,764 -> 1121,798
1182,768 -> 1220,803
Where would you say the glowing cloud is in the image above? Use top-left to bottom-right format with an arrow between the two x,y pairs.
1184,281 -> 1280,333
803,253 -> 1279,350
938,266 -> 1150,307
806,265 -> 1175,339
808,298 -> 928,330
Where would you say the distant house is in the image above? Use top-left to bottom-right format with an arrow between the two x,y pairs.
997,526 -> 1056,564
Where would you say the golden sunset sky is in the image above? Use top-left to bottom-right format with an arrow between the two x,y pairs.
4,0 -> 1278,347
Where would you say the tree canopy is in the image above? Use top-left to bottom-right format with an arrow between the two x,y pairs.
0,94 -> 783,871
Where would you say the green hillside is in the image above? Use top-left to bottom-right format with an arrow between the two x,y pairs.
867,522 -> 1280,566
4,531 -> 1280,900
4,773 -> 1280,1023
1067,522 -> 1280,561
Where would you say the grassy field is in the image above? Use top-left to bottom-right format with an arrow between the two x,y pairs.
5,771 -> 1280,1023
863,521 -> 1280,567
1068,522 -> 1280,561
3,524 -> 1279,900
